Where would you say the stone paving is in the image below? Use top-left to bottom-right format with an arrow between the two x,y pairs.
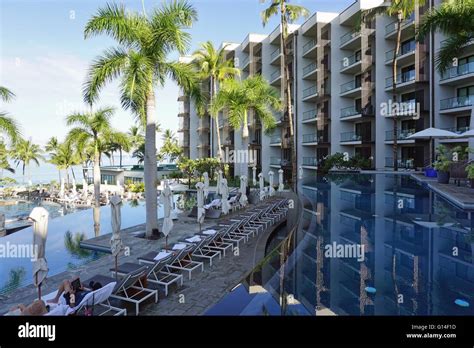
0,203 -> 286,315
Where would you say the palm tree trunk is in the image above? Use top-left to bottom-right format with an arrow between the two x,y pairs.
71,166 -> 76,180
392,16 -> 403,172
144,86 -> 159,238
22,163 -> 25,184
280,3 -> 297,192
212,77 -> 223,162
93,147 -> 101,234
242,110 -> 249,138
119,148 -> 123,168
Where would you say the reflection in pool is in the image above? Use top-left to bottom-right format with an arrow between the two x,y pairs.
207,174 -> 474,316
0,199 -> 170,295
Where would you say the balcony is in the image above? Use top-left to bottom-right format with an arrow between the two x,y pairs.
303,38 -> 318,58
383,99 -> 419,118
384,129 -> 416,143
270,135 -> 282,146
385,157 -> 415,169
242,56 -> 250,71
197,120 -> 210,132
440,96 -> 474,113
302,109 -> 318,123
302,62 -> 317,80
340,52 -> 362,74
270,70 -> 281,86
270,48 -> 281,65
302,133 -> 319,145
385,70 -> 416,91
340,131 -> 371,144
178,119 -> 190,132
385,41 -> 416,65
340,80 -> 362,97
340,105 -> 374,121
340,29 -> 361,49
440,62 -> 474,85
302,157 -> 318,169
270,157 -> 282,167
385,14 -> 415,39
302,85 -> 318,102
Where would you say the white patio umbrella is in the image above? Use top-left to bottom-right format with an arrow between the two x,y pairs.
72,178 -> 77,195
161,181 -> 174,248
216,169 -> 223,195
278,169 -> 284,192
221,178 -> 230,215
110,195 -> 123,279
407,128 -> 460,164
203,172 -> 210,199
82,179 -> 88,200
459,129 -> 474,138
60,178 -> 65,199
298,166 -> 303,180
239,175 -> 248,206
259,173 -> 265,201
268,171 -> 275,196
29,207 -> 49,299
196,182 -> 205,232
252,166 -> 257,186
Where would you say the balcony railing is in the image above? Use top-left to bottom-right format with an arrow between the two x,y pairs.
385,129 -> 416,141
303,85 -> 318,99
385,157 -> 415,169
302,133 -> 318,143
302,62 -> 317,76
340,105 -> 374,118
341,131 -> 371,142
385,70 -> 416,88
242,56 -> 250,67
440,95 -> 474,110
270,135 -> 281,144
385,41 -> 416,62
442,126 -> 470,134
302,109 -> 317,121
340,52 -> 362,69
270,70 -> 281,81
441,62 -> 474,80
271,48 -> 280,61
303,38 -> 317,55
340,29 -> 360,46
340,80 -> 361,94
270,157 -> 282,165
302,157 -> 318,167
385,14 -> 415,36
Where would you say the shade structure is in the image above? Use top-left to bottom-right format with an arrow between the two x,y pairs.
161,181 -> 174,238
298,166 -> 303,180
221,178 -> 230,215
259,173 -> 265,200
278,169 -> 284,192
71,178 -> 77,195
406,127 -> 460,139
82,179 -> 88,200
196,182 -> 205,226
60,178 -> 65,199
239,175 -> 248,206
203,172 -> 210,199
216,170 -> 223,195
252,166 -> 257,186
29,207 -> 49,299
110,195 -> 123,257
268,171 -> 275,196
459,129 -> 474,138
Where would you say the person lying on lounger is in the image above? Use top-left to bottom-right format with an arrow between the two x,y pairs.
47,277 -> 102,307
8,300 -> 48,315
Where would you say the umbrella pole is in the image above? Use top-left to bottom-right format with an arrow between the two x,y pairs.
114,255 -> 118,280
165,235 -> 168,250
37,273 -> 41,300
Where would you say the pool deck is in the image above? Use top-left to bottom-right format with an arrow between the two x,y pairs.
0,202 -> 287,315
410,173 -> 474,210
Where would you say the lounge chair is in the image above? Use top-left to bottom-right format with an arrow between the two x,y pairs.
180,234 -> 221,266
84,266 -> 158,316
197,228 -> 233,257
165,243 -> 205,280
112,251 -> 183,297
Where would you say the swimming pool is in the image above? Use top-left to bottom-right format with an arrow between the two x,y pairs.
0,197 -> 177,295
207,174 -> 474,316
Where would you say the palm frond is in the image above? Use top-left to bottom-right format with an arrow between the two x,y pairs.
0,86 -> 15,102
0,113 -> 21,143
261,1 -> 279,27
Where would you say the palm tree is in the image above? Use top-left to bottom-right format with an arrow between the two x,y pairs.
363,0 -> 425,171
11,138 -> 44,183
158,128 -> 182,162
210,75 -> 282,138
128,125 -> 145,150
418,0 -> 474,73
161,129 -> 176,142
49,141 -> 80,188
132,142 -> 146,164
0,86 -> 21,143
107,132 -> 131,167
45,136 -> 62,182
261,1 -> 309,190
0,141 -> 14,177
83,1 -> 203,238
65,107 -> 119,233
192,41 -> 240,161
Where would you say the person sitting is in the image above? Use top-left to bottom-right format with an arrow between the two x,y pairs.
47,278 -> 101,308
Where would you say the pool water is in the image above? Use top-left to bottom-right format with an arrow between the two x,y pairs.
207,174 -> 474,316
0,196 -> 180,295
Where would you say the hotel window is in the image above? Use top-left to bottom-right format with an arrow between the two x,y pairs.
101,174 -> 116,185
400,38 -> 416,55
457,85 -> 474,97
457,116 -> 471,131
458,55 -> 474,66
401,65 -> 415,82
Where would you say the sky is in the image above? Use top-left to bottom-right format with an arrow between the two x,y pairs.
0,0 -> 354,148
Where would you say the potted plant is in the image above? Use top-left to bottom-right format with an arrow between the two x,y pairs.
433,145 -> 452,184
466,162 -> 474,188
